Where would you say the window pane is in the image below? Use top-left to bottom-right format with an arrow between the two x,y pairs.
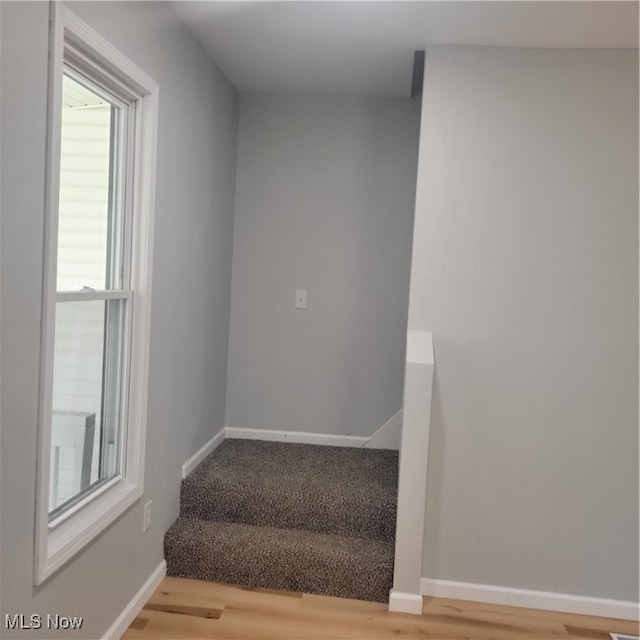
49,299 -> 126,515
57,74 -> 122,292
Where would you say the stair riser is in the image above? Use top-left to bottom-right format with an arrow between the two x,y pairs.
180,483 -> 396,542
165,518 -> 394,603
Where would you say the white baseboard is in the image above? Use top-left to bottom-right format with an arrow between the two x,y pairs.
183,420 -> 398,479
363,410 -> 401,450
421,578 -> 640,621
225,426 -> 367,448
182,428 -> 226,479
389,590 -> 423,614
103,560 -> 166,639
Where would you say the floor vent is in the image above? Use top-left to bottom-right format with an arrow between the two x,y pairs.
610,634 -> 640,640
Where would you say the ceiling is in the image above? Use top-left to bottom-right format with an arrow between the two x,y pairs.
170,1 -> 639,97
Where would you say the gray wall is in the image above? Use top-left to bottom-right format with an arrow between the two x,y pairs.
226,93 -> 420,437
412,46 -> 638,601
0,2 -> 238,637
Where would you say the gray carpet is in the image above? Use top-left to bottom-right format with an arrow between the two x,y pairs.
165,439 -> 398,602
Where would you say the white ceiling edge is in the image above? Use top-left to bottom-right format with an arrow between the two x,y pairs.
170,1 -> 639,97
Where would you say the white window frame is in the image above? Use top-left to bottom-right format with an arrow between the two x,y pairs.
35,2 -> 158,584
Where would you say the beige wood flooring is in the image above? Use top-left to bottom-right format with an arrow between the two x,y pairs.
122,577 -> 639,640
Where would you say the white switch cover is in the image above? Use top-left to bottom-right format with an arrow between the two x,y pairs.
294,289 -> 307,309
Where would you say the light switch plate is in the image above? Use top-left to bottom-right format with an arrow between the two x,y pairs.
295,289 -> 307,309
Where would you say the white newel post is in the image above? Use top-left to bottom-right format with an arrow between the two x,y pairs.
389,329 -> 434,614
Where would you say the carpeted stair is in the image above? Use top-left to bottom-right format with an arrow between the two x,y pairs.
164,439 -> 398,602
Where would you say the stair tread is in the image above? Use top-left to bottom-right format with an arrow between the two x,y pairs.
165,517 -> 394,603
180,439 -> 398,541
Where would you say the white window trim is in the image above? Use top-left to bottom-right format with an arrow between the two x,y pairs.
35,2 -> 158,584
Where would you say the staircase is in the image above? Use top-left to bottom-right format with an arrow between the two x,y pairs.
164,438 -> 398,602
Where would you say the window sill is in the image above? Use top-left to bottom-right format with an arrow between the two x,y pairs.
37,477 -> 142,584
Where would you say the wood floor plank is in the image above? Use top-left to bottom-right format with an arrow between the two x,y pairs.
127,608 -> 220,639
238,585 -> 304,598
143,603 -> 223,620
427,598 -> 639,637
423,598 -> 569,637
146,579 -> 226,611
563,625 -> 612,639
122,577 -> 639,640
127,617 -> 149,631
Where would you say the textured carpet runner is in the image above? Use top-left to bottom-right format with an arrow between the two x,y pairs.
164,439 -> 398,602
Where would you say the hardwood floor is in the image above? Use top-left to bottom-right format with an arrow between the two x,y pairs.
122,577 -> 639,640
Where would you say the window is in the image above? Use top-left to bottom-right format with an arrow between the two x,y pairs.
35,3 -> 158,583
